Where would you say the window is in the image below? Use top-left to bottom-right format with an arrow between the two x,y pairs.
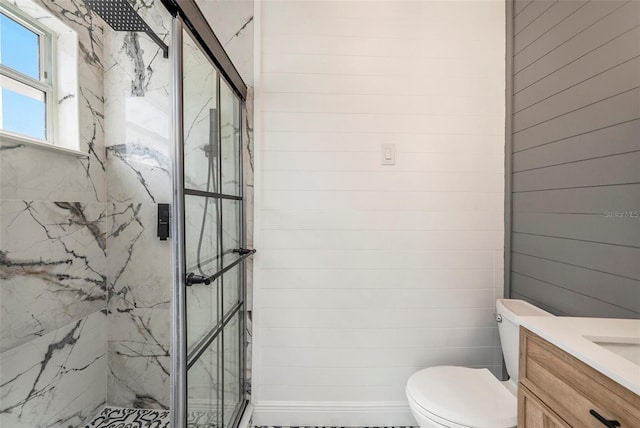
0,5 -> 53,143
0,0 -> 81,156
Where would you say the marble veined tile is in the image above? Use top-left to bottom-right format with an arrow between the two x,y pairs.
182,33 -> 219,194
195,0 -> 254,85
104,0 -> 172,204
242,87 -> 254,399
0,200 -> 107,352
242,87 -> 255,182
0,311 -> 106,428
103,97 -> 171,204
101,0 -> 174,410
107,308 -> 171,409
220,80 -> 242,197
106,202 -> 171,311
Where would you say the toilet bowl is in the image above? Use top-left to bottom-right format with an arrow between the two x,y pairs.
406,299 -> 553,428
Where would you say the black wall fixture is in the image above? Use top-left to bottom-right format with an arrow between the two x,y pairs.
157,203 -> 170,240
85,0 -> 169,58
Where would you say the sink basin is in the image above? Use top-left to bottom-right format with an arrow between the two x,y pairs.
585,336 -> 640,366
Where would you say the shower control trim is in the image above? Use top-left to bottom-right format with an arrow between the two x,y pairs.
157,203 -> 170,241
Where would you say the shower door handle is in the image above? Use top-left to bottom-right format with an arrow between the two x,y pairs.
186,272 -> 211,287
233,248 -> 253,255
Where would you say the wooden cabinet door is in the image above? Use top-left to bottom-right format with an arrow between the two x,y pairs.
519,384 -> 571,428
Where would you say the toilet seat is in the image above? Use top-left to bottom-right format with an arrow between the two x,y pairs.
406,366 -> 517,428
407,394 -> 471,428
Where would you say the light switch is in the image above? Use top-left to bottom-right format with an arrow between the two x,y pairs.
381,144 -> 395,165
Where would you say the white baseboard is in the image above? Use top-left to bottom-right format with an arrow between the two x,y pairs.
253,401 -> 417,426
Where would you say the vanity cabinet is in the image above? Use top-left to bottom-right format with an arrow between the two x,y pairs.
519,385 -> 569,428
518,327 -> 640,428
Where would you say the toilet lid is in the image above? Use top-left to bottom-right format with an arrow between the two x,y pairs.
406,366 -> 517,428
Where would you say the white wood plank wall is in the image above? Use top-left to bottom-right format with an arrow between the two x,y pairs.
253,1 -> 506,425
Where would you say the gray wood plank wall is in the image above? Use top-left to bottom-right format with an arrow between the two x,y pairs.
507,0 -> 640,318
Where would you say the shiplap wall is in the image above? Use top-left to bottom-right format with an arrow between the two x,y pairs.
253,1 -> 505,425
508,0 -> 640,317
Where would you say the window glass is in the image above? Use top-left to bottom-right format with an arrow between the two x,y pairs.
0,76 -> 46,140
0,13 -> 40,80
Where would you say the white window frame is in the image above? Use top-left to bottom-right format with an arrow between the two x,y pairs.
0,2 -> 57,147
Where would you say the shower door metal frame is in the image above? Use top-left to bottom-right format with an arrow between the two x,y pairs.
171,17 -> 187,427
162,0 -> 247,99
170,15 -> 251,428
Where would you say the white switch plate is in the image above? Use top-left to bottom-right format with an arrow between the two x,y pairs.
381,144 -> 395,165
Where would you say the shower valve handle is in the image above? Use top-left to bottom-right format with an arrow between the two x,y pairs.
186,272 -> 211,287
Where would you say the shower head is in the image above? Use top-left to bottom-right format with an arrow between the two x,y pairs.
85,0 -> 169,58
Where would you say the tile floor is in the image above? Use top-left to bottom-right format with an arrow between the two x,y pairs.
85,408 -> 415,428
85,406 -> 220,427
85,407 -> 170,428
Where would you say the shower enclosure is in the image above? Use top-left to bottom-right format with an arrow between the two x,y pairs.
170,10 -> 253,428
0,0 -> 252,426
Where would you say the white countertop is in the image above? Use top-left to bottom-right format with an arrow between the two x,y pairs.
519,316 -> 640,395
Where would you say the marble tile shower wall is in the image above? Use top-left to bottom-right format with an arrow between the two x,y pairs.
103,0 -> 173,410
0,0 -> 107,426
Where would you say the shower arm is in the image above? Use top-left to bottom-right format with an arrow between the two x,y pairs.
145,30 -> 169,59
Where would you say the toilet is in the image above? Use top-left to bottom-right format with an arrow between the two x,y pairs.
406,299 -> 553,428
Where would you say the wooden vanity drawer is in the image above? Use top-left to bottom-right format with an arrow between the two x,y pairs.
519,327 -> 640,428
519,384 -> 570,428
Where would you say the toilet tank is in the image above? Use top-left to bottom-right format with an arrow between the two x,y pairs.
496,299 -> 553,383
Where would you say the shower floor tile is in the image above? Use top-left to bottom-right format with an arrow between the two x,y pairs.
85,407 -> 170,428
85,406 -> 220,427
85,408 -> 415,428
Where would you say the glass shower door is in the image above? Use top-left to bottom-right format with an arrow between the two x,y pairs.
180,24 -> 247,428
219,79 -> 243,428
183,25 -> 221,428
